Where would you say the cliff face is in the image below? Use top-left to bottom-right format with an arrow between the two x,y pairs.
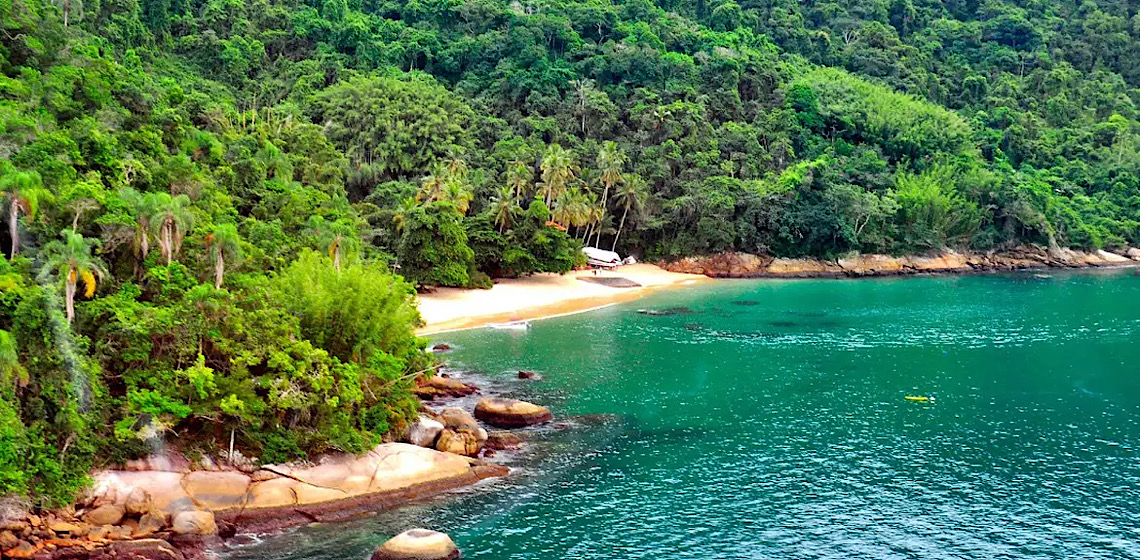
660,248 -> 1139,278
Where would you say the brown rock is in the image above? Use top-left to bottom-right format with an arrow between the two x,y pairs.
133,513 -> 166,538
105,525 -> 135,541
764,258 -> 844,277
107,539 -> 185,560
3,521 -> 28,533
484,432 -> 522,451
474,397 -> 553,428
0,529 -> 19,549
4,539 -> 35,558
517,370 -> 536,379
434,429 -> 481,456
414,376 -> 478,399
125,488 -> 153,517
83,505 -> 125,527
171,511 -> 216,536
370,529 -> 459,560
439,408 -> 479,432
85,525 -> 110,541
430,343 -> 452,352
27,515 -> 41,528
47,522 -> 86,537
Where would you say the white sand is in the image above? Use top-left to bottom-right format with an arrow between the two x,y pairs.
416,264 -> 707,334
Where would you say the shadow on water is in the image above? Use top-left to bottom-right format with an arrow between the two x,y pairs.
636,306 -> 697,316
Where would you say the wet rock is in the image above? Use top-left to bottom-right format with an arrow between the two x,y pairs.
414,376 -> 478,400
83,505 -> 125,527
370,529 -> 459,560
474,398 -> 552,428
407,416 -> 444,448
484,432 -> 522,451
171,511 -> 216,536
430,343 -> 452,352
517,370 -> 536,380
435,429 -> 481,456
85,525 -> 110,541
1127,247 -> 1140,260
0,529 -> 19,549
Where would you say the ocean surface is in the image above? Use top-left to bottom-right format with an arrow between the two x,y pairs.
224,270 -> 1140,560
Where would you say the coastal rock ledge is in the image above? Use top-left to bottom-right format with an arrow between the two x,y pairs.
661,247 -> 1140,278
371,529 -> 460,560
84,443 -> 507,533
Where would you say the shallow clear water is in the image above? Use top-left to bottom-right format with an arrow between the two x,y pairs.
225,271 -> 1140,560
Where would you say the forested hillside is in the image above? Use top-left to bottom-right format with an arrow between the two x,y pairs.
3,0 -> 1140,505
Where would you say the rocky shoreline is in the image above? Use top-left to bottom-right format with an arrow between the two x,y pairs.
0,371 -> 551,560
660,246 -> 1140,278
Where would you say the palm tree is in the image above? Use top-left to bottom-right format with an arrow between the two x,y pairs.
489,186 -> 519,233
150,193 -> 194,265
393,197 -> 418,233
418,163 -> 450,203
205,224 -> 243,289
506,160 -> 533,199
539,144 -> 578,207
105,188 -> 158,276
443,181 -> 474,215
308,216 -> 357,272
594,141 -> 626,246
612,174 -> 648,252
1,167 -> 51,259
38,230 -> 107,324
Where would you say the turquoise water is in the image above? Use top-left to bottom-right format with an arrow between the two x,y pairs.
226,271 -> 1140,559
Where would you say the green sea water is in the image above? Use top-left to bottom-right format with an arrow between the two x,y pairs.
225,271 -> 1140,560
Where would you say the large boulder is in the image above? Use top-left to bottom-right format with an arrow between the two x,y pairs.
371,529 -> 460,560
474,398 -> 552,428
408,416 -> 445,448
435,429 -> 481,456
171,511 -> 217,536
439,408 -> 479,432
83,504 -> 125,526
415,376 -> 478,400
125,488 -> 153,516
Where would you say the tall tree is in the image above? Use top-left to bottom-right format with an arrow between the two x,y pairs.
1,167 -> 50,259
489,186 -> 519,233
38,230 -> 107,324
205,224 -> 243,289
594,141 -> 626,247
539,144 -> 578,208
506,160 -> 533,199
150,194 -> 194,265
612,174 -> 648,252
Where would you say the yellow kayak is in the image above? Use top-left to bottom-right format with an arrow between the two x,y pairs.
905,395 -> 934,402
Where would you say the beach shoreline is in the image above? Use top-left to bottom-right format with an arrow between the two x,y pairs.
415,263 -> 708,335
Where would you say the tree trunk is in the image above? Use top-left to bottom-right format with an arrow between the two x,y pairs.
65,273 -> 76,323
215,251 -> 225,289
163,220 -> 173,265
8,198 -> 18,258
612,206 -> 630,252
594,184 -> 610,247
333,243 -> 341,272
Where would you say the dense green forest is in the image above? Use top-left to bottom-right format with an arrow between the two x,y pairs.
3,0 -> 1140,505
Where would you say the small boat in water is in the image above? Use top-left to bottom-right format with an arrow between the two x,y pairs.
487,320 -> 531,330
905,395 -> 934,402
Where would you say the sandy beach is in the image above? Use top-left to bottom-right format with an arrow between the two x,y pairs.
416,264 -> 707,334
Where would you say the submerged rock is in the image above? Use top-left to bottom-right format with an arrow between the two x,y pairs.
431,343 -> 452,352
483,432 -> 522,451
517,370 -> 536,380
474,398 -> 552,428
408,416 -> 445,448
371,528 -> 459,560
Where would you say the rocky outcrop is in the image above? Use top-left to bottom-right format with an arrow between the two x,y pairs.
414,376 -> 479,400
81,444 -> 507,533
474,398 -> 553,428
171,512 -> 216,537
371,529 -> 459,560
435,429 -> 481,456
663,252 -> 773,277
661,247 -> 1140,278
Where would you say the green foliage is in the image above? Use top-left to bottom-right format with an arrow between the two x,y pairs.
397,202 -> 474,287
